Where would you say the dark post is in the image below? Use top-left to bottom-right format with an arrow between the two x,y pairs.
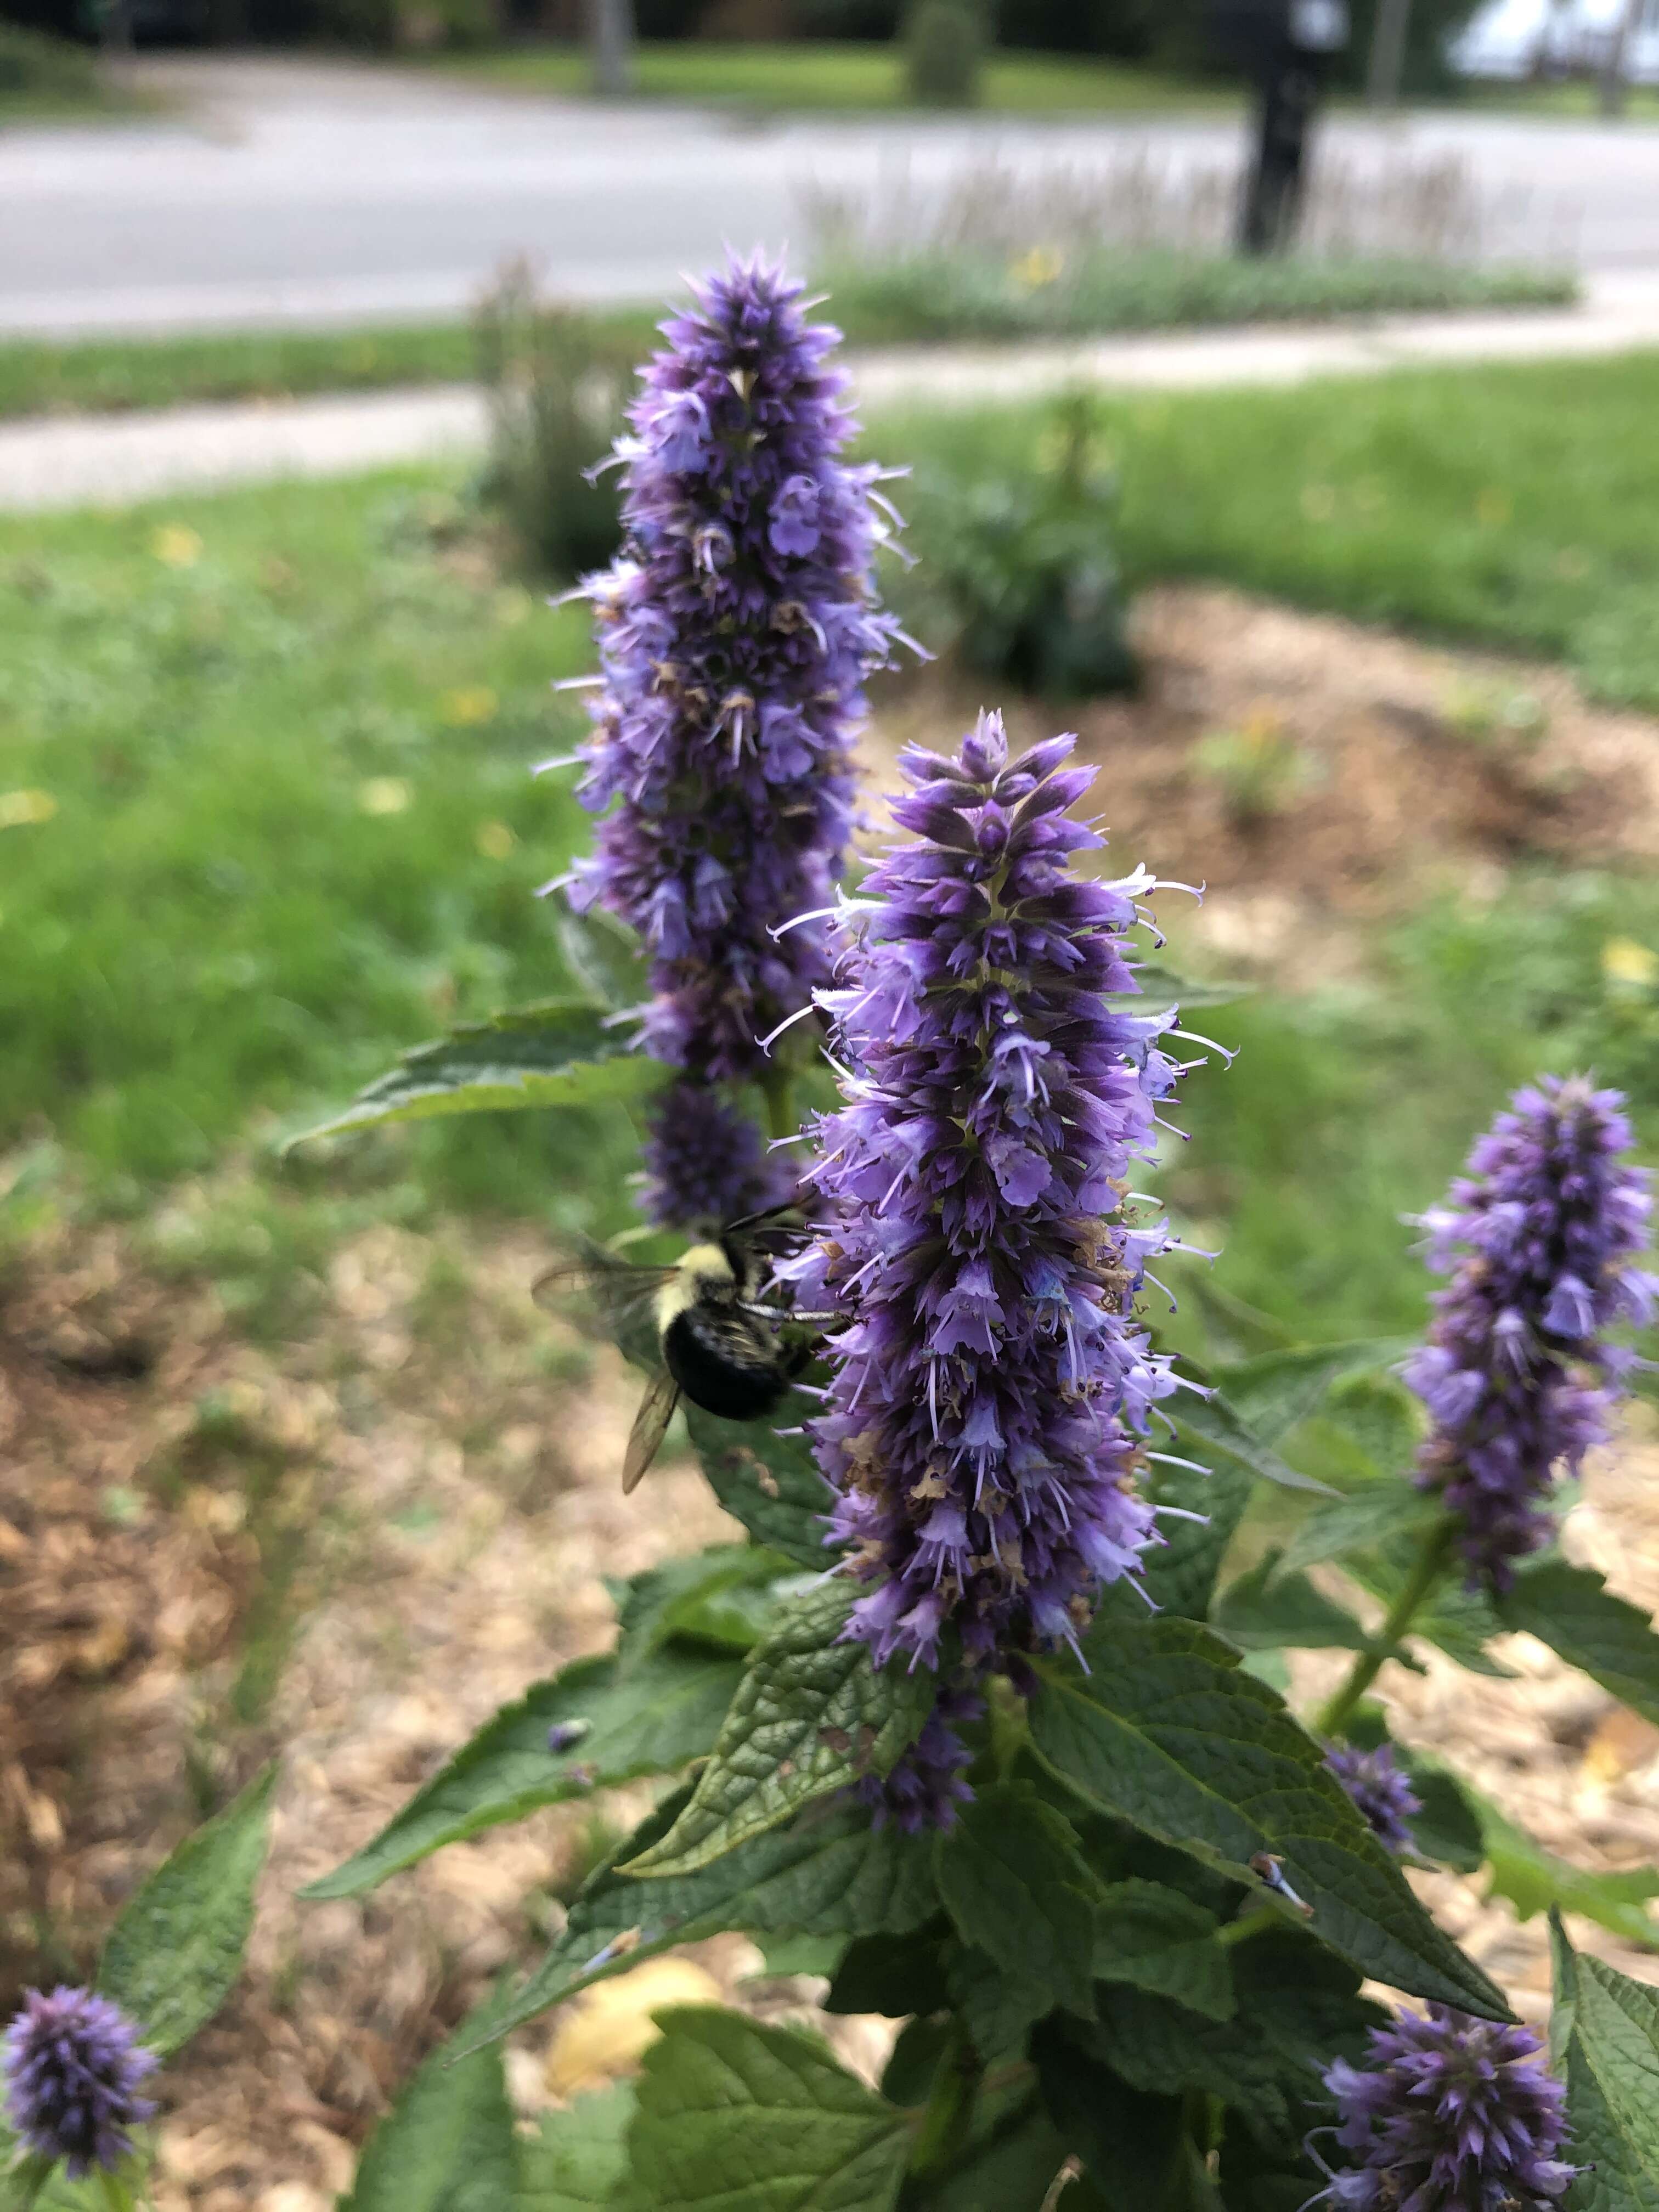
1211,1 -> 1351,257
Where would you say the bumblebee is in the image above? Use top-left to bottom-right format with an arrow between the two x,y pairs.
535,1216 -> 825,1494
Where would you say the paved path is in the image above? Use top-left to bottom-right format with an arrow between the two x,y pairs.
3,270 -> 1658,514
0,55 -> 1652,338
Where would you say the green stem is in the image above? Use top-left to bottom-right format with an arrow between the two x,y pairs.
1215,1904 -> 1282,1950
1313,1520 -> 1455,1739
906,2022 -> 983,2185
759,1068 -> 795,1145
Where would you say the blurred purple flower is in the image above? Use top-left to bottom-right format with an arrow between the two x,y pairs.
856,1686 -> 981,1834
1323,1741 -> 1421,1856
785,712 -> 1205,1681
639,1080 -> 797,1233
1405,1075 -> 1655,1588
1311,2004 -> 1579,2211
3,1986 -> 156,2180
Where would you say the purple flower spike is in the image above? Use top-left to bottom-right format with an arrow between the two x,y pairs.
3,1985 -> 157,2180
564,255 -> 906,1097
639,1080 -> 797,1233
857,1686 -> 981,1834
1311,2005 -> 1580,2211
1404,1074 -> 1655,1589
1323,1742 -> 1421,1856
786,712 -> 1200,1674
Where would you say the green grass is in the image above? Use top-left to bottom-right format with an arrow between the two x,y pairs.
0,474 -> 640,1232
0,255 -> 1575,426
430,38 -> 1229,114
890,350 -> 1659,712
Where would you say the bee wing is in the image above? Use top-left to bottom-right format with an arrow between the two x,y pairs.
623,1367 -> 682,1494
534,1235 -> 674,1344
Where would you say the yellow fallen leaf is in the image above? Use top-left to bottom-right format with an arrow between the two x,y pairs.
358,778 -> 411,817
1603,937 -> 1658,990
475,820 -> 515,859
442,685 -> 498,727
0,788 -> 57,828
151,523 -> 203,567
543,1957 -> 722,2097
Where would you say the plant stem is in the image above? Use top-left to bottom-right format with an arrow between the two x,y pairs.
1313,1520 -> 1455,1739
1215,1904 -> 1282,1950
906,2021 -> 983,2184
759,1067 -> 795,1145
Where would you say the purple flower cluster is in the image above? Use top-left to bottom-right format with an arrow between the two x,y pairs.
856,1686 -> 981,1833
558,256 -> 905,1227
638,1079 -> 795,1232
3,1986 -> 156,2180
1313,2005 -> 1579,2211
1323,1742 -> 1421,1856
786,712 -> 1194,1677
1406,1075 -> 1655,1588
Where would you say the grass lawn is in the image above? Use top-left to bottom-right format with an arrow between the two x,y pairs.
431,37 -> 1231,114
891,350 -> 1659,714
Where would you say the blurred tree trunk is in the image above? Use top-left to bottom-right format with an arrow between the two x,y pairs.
588,0 -> 635,94
1365,0 -> 1413,104
1598,0 -> 1639,116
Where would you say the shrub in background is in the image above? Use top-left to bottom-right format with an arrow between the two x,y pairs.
904,0 -> 983,104
472,262 -> 633,579
911,388 -> 1137,696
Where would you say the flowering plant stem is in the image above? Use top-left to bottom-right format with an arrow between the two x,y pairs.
904,2021 -> 983,2188
1314,1519 -> 1456,1739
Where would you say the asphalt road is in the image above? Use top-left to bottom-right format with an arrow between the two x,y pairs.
0,55 -> 1652,337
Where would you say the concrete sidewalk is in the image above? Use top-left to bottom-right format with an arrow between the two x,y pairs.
4,270 -> 1658,515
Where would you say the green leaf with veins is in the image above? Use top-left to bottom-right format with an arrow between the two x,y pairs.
1274,1479 -> 1441,1578
302,1645 -> 741,1900
1499,1560 -> 1659,1730
1211,1340 -> 1413,1448
338,2035 -> 516,2212
1026,1617 -> 1510,2018
1092,1879 -> 1234,2022
685,1405 -> 833,1570
1470,1786 -> 1659,1951
936,1783 -> 1104,2019
1551,1912 -> 1659,2210
286,1000 -> 658,1147
516,2084 -> 635,2212
622,1581 -> 933,1878
1170,1381 -> 1336,1498
97,1763 -> 275,2059
625,2008 -> 911,2212
1212,1549 -> 1375,1653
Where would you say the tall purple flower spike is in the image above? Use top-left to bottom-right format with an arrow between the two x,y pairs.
638,1078 -> 797,1233
3,1985 -> 157,2180
786,712 -> 1205,1681
1310,2005 -> 1580,2211
1405,1074 -> 1655,1589
556,257 -> 906,1223
1323,1742 -> 1421,1857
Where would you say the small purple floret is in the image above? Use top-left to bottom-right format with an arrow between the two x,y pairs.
787,712 -> 1195,1677
563,255 -> 905,1106
639,1080 -> 796,1232
1312,2005 -> 1579,2212
856,1688 -> 981,1834
3,1985 -> 157,2179
1404,1074 -> 1655,1589
1323,1742 -> 1421,1856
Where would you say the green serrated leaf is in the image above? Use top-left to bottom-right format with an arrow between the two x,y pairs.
516,2083 -> 635,2212
454,1782 -> 939,2057
1143,1459 -> 1255,1623
1468,1786 -> 1659,1950
626,2008 -> 911,2212
339,2035 -> 516,2212
906,2080 -> 1069,2211
685,1407 -> 832,1570
1393,1754 -> 1487,1876
1212,1341 -> 1412,1448
613,1548 -> 792,1672
97,1763 -> 274,2059
286,1001 -> 658,1148
1318,1375 -> 1421,1481
622,1583 -> 933,1879
1212,1550 -> 1374,1653
1093,1880 -> 1234,2022
1500,1561 -> 1659,1731
1026,1617 -> 1509,2019
303,1646 -> 741,1900
1275,1481 -> 1442,1577
1172,1383 -> 1336,1498
1551,1913 -> 1659,2210
944,1944 -> 1048,2062
936,1783 -> 1102,2020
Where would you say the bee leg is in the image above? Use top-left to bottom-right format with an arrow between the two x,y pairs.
735,1299 -> 842,1326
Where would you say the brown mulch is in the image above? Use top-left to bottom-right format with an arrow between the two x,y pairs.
5,586 -> 1659,2205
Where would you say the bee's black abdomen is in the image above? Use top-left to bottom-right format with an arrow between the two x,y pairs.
663,1308 -> 787,1421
